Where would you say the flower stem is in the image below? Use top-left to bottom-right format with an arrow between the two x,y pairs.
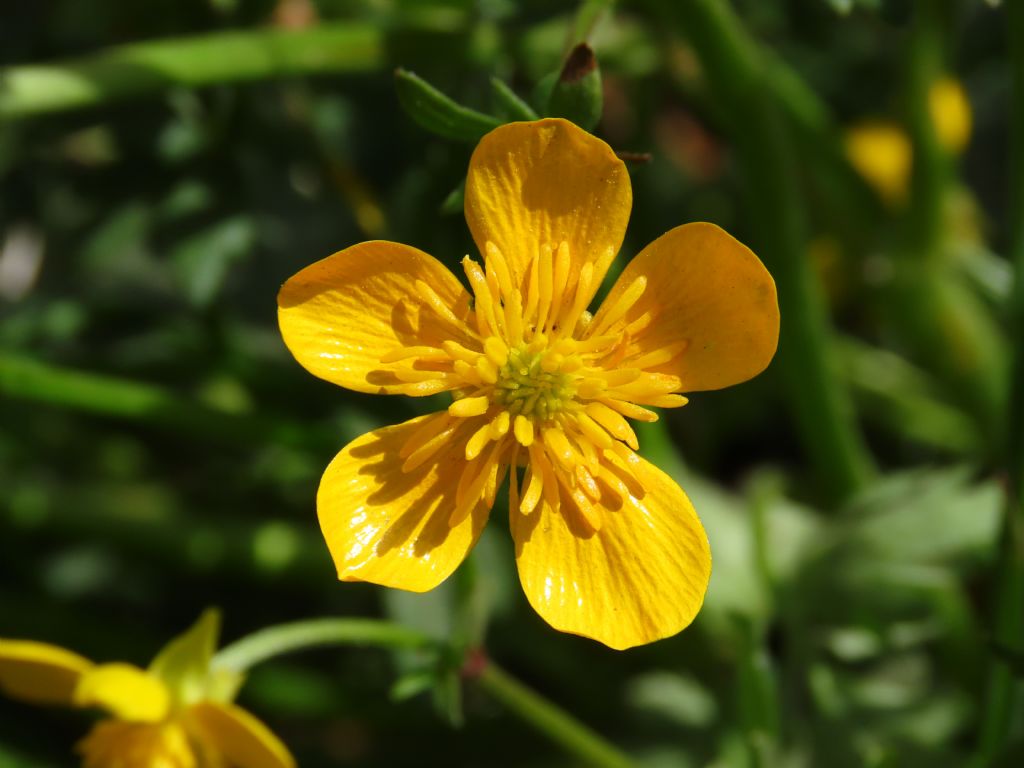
649,0 -> 875,503
976,1 -> 1024,761
894,0 -> 1007,440
213,619 -> 434,672
475,662 -> 636,768
0,22 -> 390,120
214,619 -> 636,767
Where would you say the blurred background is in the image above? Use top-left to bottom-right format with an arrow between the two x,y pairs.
1,0 -> 1022,766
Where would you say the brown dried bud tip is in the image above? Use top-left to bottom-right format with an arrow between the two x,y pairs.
559,43 -> 597,84
460,647 -> 489,679
616,151 -> 654,164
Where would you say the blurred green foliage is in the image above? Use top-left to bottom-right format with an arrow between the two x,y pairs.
1,0 -> 1022,766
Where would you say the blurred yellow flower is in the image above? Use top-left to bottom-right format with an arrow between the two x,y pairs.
929,77 -> 972,155
0,610 -> 294,768
278,118 -> 779,650
844,77 -> 972,206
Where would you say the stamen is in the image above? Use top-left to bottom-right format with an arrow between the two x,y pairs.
586,402 -> 639,450
535,244 -> 553,332
465,422 -> 493,460
556,261 -> 594,339
414,280 -> 465,328
380,345 -> 446,363
513,414 -> 534,446
598,397 -> 660,423
589,275 -> 647,337
520,463 -> 543,514
575,465 -> 602,502
451,444 -> 500,526
547,241 -> 570,331
475,357 -> 499,384
403,379 -> 456,396
628,340 -> 689,370
542,427 -> 577,470
504,289 -> 525,345
402,423 -> 459,472
449,396 -> 489,418
575,412 -> 614,449
462,257 -> 502,337
485,241 -> 516,301
489,411 -> 510,438
484,336 -> 509,367
453,360 -> 484,387
443,340 -> 481,364
400,414 -> 454,459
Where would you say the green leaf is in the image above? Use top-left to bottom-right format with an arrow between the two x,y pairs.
390,668 -> 437,702
625,672 -> 718,728
489,77 -> 538,121
171,216 -> 256,308
992,640 -> 1024,677
440,180 -> 465,215
394,68 -> 502,142
542,43 -> 603,131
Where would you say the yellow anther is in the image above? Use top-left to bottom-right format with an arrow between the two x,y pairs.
449,396 -> 490,418
513,415 -> 534,446
490,411 -> 511,438
484,336 -> 509,367
465,423 -> 493,461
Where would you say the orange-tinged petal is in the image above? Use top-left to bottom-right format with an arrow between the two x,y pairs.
464,119 -> 631,304
74,663 -> 171,722
0,639 -> 93,706
318,414 -> 490,592
278,241 -> 474,395
187,701 -> 295,768
593,222 -> 778,392
78,719 -> 197,768
511,457 -> 710,650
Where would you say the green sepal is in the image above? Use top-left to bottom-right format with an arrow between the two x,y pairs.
539,43 -> 603,131
490,77 -> 538,122
394,68 -> 502,142
149,607 -> 242,707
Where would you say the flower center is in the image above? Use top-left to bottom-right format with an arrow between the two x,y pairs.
493,344 -> 576,420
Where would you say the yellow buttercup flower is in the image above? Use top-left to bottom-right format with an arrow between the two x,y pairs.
844,76 -> 972,206
0,610 -> 294,768
278,118 -> 779,650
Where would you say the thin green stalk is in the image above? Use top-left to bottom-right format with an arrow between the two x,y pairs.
976,2 -> 1024,761
0,22 -> 386,119
653,0 -> 874,503
213,619 -> 635,768
214,619 -> 434,671
475,662 -> 636,768
893,0 -> 1007,437
0,352 -> 328,448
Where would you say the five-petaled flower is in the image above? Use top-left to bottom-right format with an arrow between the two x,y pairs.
278,118 -> 779,650
0,610 -> 295,768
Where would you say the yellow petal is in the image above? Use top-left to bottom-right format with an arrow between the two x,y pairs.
278,241 -> 474,395
464,119 -> 631,304
74,663 -> 171,722
511,457 -> 711,650
187,701 -> 295,768
592,222 -> 779,392
318,414 -> 490,592
0,639 -> 93,706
